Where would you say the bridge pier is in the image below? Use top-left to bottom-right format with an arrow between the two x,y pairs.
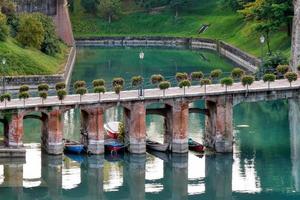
205,96 -> 233,153
5,112 -> 24,148
81,107 -> 105,154
125,102 -> 146,154
42,109 -> 64,155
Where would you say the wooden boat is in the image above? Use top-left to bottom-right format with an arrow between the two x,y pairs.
64,139 -> 85,154
104,122 -> 121,139
104,139 -> 125,153
146,139 -> 169,152
188,138 -> 204,153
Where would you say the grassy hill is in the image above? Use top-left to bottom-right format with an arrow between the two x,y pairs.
70,0 -> 291,58
0,38 -> 68,76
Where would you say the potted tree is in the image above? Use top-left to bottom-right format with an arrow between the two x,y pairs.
285,72 -> 298,87
179,79 -> 191,96
0,93 -> 11,107
94,86 -> 106,102
200,78 -> 212,94
57,89 -> 67,104
114,84 -> 123,101
159,81 -> 171,97
263,73 -> 276,89
241,75 -> 255,94
231,68 -> 245,81
220,77 -> 234,92
38,83 -> 49,105
131,75 -> 143,97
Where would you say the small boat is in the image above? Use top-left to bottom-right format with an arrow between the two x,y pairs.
188,138 -> 204,153
104,122 -> 121,139
104,139 -> 125,153
65,154 -> 85,163
146,139 -> 169,152
64,139 -> 85,154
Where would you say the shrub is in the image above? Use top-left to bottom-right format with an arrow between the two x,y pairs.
131,76 -> 143,87
159,81 -> 171,97
175,72 -> 188,82
55,82 -> 66,90
220,77 -> 233,92
179,79 -> 191,95
210,69 -> 222,80
76,87 -> 88,102
276,65 -> 289,75
191,71 -> 204,81
112,77 -> 125,87
263,73 -> 276,89
241,75 -> 255,90
74,80 -> 86,90
19,91 -> 30,106
0,93 -> 11,107
39,91 -> 48,104
151,74 -> 164,85
93,79 -> 105,87
285,72 -> 298,87
57,89 -> 67,103
99,0 -> 121,23
81,0 -> 100,14
0,13 -> 9,41
19,85 -> 29,92
16,14 -> 45,49
114,84 -> 123,100
263,52 -> 288,73
38,83 -> 49,92
94,86 -> 106,101
200,78 -> 212,93
231,68 -> 245,80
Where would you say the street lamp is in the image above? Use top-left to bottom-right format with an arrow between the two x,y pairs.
260,35 -> 265,77
139,51 -> 144,97
2,58 -> 6,94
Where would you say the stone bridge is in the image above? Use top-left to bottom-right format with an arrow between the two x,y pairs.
0,78 -> 300,155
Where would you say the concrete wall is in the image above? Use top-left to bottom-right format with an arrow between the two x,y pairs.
76,37 -> 260,73
291,0 -> 300,71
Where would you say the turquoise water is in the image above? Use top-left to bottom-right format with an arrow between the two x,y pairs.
1,47 -> 300,200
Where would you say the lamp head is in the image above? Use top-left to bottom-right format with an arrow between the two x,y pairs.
2,58 -> 6,65
139,51 -> 144,60
260,36 -> 265,44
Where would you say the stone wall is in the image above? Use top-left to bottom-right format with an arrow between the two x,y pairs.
13,0 -> 57,16
76,37 -> 260,73
291,0 -> 300,71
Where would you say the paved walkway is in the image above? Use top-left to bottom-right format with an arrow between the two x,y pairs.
1,78 -> 299,110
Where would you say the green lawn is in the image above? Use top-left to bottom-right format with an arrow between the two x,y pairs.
70,0 -> 291,57
0,38 -> 68,76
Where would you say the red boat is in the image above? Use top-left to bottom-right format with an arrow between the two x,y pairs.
104,122 -> 120,139
188,138 -> 204,152
104,139 -> 125,153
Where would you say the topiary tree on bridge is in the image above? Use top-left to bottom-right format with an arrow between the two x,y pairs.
220,77 -> 234,92
263,73 -> 276,89
231,68 -> 245,81
200,78 -> 212,94
92,79 -> 105,87
131,75 -> 143,97
159,81 -> 171,97
179,79 -> 191,96
74,80 -> 87,90
94,86 -> 106,102
285,72 -> 298,87
276,65 -> 289,78
57,89 -> 67,104
114,84 -> 123,101
38,83 -> 49,105
19,85 -> 30,107
55,82 -> 66,91
191,71 -> 204,82
175,72 -> 188,82
0,93 -> 11,107
241,75 -> 255,94
76,87 -> 88,103
151,74 -> 164,86
210,69 -> 222,82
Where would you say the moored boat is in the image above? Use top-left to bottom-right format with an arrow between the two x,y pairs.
64,140 -> 85,154
188,138 -> 204,153
104,139 -> 125,153
104,122 -> 121,139
146,139 -> 169,152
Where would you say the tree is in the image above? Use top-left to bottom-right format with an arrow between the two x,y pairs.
38,83 -> 49,104
231,68 -> 245,81
114,84 -> 123,100
38,83 -> 49,92
0,92 -> 11,107
76,87 -> 88,103
159,81 -> 171,97
169,0 -> 191,18
81,0 -> 100,14
241,75 -> 254,94
210,69 -> 223,81
285,72 -> 298,87
131,76 -> 143,97
179,79 -> 191,96
93,79 -> 105,87
191,71 -> 204,81
55,82 -> 66,91
220,77 -> 234,92
175,72 -> 188,82
276,64 -> 289,77
94,86 -> 106,101
19,91 -> 29,107
19,85 -> 29,93
112,77 -> 125,87
16,14 -> 45,49
99,0 -> 121,24
151,74 -> 164,86
57,89 -> 67,104
263,51 -> 288,73
263,73 -> 276,89
74,80 -> 86,90
200,78 -> 212,94
0,13 -> 8,41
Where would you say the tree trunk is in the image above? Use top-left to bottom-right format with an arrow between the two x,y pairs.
246,84 -> 249,97
204,85 -> 206,94
183,87 -> 186,96
225,85 -> 227,92
290,82 -> 292,87
118,93 -> 120,101
268,82 -> 270,89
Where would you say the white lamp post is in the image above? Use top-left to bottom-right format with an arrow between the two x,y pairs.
260,36 -> 265,76
2,58 -> 6,94
139,51 -> 144,97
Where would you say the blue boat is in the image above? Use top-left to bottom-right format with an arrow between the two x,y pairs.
64,140 -> 85,154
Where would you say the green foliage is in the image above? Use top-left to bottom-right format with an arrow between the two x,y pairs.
263,52 -> 288,72
175,72 -> 188,82
285,72 -> 297,86
19,85 -> 29,92
94,86 -> 106,94
39,91 -> 48,101
81,0 -> 100,14
38,83 -> 49,92
241,75 -> 255,87
93,79 -> 105,87
200,78 -> 212,86
99,0 -> 121,23
16,14 -> 45,49
135,0 -> 169,10
131,75 -> 143,87
0,13 -> 8,41
231,67 -> 245,80
74,80 -> 86,90
76,87 -> 88,96
18,91 -> 29,100
57,89 -> 67,101
210,69 -> 223,80
276,64 -> 289,75
159,81 -> 171,90
0,92 -> 11,102
55,82 -> 66,90
263,73 -> 276,88
118,122 -> 125,142
114,84 -> 123,95
151,74 -> 164,85
191,71 -> 204,81
179,79 -> 191,88
112,77 -> 125,87
220,77 -> 234,91
169,0 -> 192,17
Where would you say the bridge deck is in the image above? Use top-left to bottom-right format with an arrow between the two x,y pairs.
1,78 -> 299,110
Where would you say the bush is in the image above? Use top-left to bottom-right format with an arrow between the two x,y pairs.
159,81 -> 171,90
263,73 -> 276,88
81,0 -> 100,14
231,68 -> 245,80
191,71 -> 204,81
131,76 -> 143,87
19,85 -> 29,92
16,14 -> 45,49
93,79 -> 105,87
0,93 -> 11,102
263,52 -> 288,73
0,13 -> 9,41
76,87 -> 88,95
151,74 -> 164,85
179,79 -> 191,88
112,77 -> 125,87
74,80 -> 86,90
210,69 -> 222,80
285,72 -> 298,86
57,89 -> 67,102
38,83 -> 49,91
175,72 -> 188,82
55,82 -> 66,90
241,75 -> 255,87
94,86 -> 106,94
276,65 -> 289,75
99,0 -> 121,23
220,77 -> 233,91
39,91 -> 48,103
114,84 -> 123,95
